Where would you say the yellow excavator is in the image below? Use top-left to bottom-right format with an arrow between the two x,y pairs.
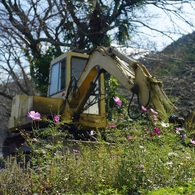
3,46 -> 193,157
8,46 -> 177,130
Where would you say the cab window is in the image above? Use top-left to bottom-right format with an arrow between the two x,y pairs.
49,59 -> 66,96
71,57 -> 87,79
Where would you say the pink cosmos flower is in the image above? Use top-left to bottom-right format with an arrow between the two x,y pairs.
150,108 -> 158,114
113,96 -> 122,106
54,115 -> 60,123
153,115 -> 158,121
141,105 -> 147,111
139,164 -> 145,169
186,156 -> 191,160
176,127 -> 182,131
183,134 -> 187,138
190,140 -> 195,145
175,127 -> 183,134
154,127 -> 161,135
128,135 -> 133,140
27,111 -> 41,120
109,124 -> 117,128
73,149 -> 79,153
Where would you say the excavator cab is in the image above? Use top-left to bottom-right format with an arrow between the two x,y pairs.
47,51 -> 107,128
48,51 -> 89,99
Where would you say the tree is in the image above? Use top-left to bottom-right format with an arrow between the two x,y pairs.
0,35 -> 33,97
0,0 -> 194,96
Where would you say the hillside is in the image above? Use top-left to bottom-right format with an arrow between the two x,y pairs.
141,32 -> 195,116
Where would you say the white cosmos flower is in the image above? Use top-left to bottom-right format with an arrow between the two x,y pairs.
161,122 -> 169,127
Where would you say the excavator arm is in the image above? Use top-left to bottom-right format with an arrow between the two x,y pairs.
64,46 -> 177,122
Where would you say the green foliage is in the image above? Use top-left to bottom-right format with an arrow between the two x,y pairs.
145,183 -> 195,195
106,76 -> 119,108
1,114 -> 195,194
105,76 -> 129,121
116,19 -> 131,44
30,47 -> 61,95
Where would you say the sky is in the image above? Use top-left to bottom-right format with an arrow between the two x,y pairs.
127,2 -> 195,52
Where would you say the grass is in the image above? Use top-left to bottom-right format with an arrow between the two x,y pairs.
0,115 -> 195,195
